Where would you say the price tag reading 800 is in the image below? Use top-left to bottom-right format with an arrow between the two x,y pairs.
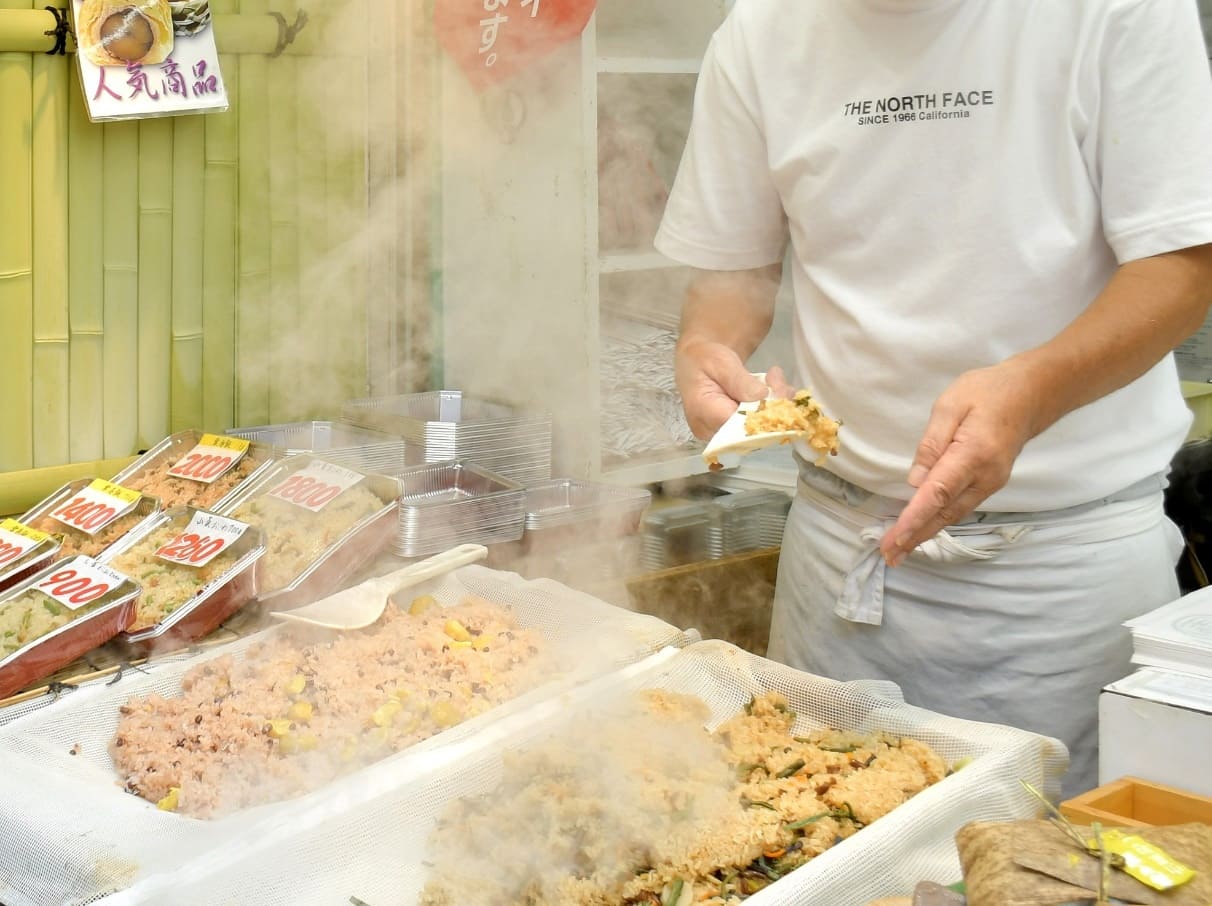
155,512 -> 250,568
166,434 -> 251,484
35,558 -> 128,611
0,518 -> 51,568
267,461 -> 366,513
47,479 -> 141,536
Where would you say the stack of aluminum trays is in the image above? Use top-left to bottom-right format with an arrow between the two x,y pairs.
717,488 -> 793,555
640,502 -> 723,570
394,460 -> 526,558
226,420 -> 406,475
341,391 -> 552,486
520,479 -> 650,549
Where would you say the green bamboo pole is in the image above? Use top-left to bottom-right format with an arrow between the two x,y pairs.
170,113 -> 205,432
235,0 -> 270,429
137,118 -> 173,448
0,0 -> 34,473
67,71 -> 105,462
30,44 -> 69,467
296,56 -> 327,419
101,119 -> 140,458
202,1 -> 239,430
267,0 -> 299,423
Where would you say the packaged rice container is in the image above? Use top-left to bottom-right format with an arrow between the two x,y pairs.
0,555 -> 140,699
111,429 -> 278,512
216,455 -> 401,612
20,479 -> 162,563
0,518 -> 62,595
394,460 -> 525,558
99,507 -> 267,651
225,420 -> 407,475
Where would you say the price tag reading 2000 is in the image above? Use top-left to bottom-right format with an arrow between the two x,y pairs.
36,557 -> 128,611
155,511 -> 250,568
267,461 -> 365,513
47,480 -> 141,536
167,434 -> 251,484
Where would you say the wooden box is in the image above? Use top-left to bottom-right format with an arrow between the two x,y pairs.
1060,776 -> 1212,828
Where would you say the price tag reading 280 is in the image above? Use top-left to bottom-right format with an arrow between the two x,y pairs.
267,461 -> 365,513
155,511 -> 250,568
36,557 -> 127,611
167,434 -> 250,484
48,479 -> 141,536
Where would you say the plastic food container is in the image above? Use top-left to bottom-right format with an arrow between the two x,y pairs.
0,520 -> 62,595
110,429 -> 278,512
100,507 -> 267,651
20,479 -> 163,563
640,502 -> 723,570
342,391 -> 552,485
217,455 -> 401,612
0,555 -> 140,699
394,460 -> 525,558
225,420 -> 407,475
716,488 -> 792,555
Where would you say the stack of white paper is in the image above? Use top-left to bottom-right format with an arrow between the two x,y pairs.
1125,584 -> 1212,678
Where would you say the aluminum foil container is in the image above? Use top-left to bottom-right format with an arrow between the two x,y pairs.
716,488 -> 792,555
99,507 -> 266,651
20,479 -> 163,564
111,429 -> 278,513
640,502 -> 723,570
394,460 -> 525,558
225,420 -> 407,475
342,391 -> 552,486
0,529 -> 61,596
505,479 -> 650,557
0,556 -> 140,699
216,456 -> 401,612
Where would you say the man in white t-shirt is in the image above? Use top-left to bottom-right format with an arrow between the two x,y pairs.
656,0 -> 1212,796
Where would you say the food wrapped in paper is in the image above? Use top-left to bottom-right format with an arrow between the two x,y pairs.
76,0 -> 175,67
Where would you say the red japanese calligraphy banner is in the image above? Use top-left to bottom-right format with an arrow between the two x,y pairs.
434,0 -> 598,92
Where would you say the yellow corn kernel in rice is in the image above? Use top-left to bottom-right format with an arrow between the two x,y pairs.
156,787 -> 180,811
285,674 -> 307,696
408,595 -> 437,616
443,619 -> 471,642
287,701 -> 313,722
430,700 -> 460,728
371,700 -> 402,727
266,719 -> 293,738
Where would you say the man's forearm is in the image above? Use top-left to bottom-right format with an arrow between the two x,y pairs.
1013,243 -> 1212,437
677,264 -> 782,357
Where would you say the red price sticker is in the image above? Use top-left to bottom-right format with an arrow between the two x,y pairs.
166,434 -> 251,484
35,557 -> 127,611
48,479 -> 141,536
0,519 -> 52,568
267,461 -> 366,513
155,512 -> 250,568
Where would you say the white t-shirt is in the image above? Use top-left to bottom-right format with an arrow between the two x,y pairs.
655,0 -> 1212,511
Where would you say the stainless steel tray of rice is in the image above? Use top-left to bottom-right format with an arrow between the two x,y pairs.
28,640 -> 1067,906
111,429 -> 279,513
19,479 -> 163,565
225,420 -> 407,475
214,455 -> 400,612
0,564 -> 701,906
99,506 -> 267,651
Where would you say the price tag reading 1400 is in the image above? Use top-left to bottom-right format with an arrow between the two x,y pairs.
36,557 -> 128,611
0,518 -> 51,568
167,434 -> 251,484
267,461 -> 365,513
155,512 -> 250,568
47,480 -> 141,536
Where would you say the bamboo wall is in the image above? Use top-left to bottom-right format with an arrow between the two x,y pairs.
0,0 -> 431,475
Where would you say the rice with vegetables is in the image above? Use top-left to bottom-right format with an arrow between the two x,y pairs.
29,510 -> 149,561
229,483 -> 385,593
122,453 -> 264,510
107,524 -> 244,632
420,691 -> 948,905
110,594 -> 552,817
0,588 -> 114,659
745,391 -> 840,464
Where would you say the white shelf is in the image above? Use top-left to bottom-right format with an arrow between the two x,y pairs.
599,250 -> 683,274
597,57 -> 701,74
600,451 -> 713,486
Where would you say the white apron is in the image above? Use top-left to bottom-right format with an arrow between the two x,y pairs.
768,459 -> 1184,799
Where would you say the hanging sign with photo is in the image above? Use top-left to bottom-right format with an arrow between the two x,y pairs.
71,0 -> 228,122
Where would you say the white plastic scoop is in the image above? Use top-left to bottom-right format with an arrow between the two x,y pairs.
701,372 -> 803,467
268,543 -> 488,630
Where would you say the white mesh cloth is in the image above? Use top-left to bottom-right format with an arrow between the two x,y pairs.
68,640 -> 1065,906
0,565 -> 696,906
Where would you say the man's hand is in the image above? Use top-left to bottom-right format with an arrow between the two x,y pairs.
879,359 -> 1044,566
675,341 -> 769,439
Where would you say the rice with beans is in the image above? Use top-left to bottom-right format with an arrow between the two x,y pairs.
122,453 -> 264,510
110,595 -> 552,817
420,691 -> 948,905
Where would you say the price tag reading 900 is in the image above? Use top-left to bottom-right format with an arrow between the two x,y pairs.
267,461 -> 365,513
155,512 -> 250,568
47,480 -> 141,536
35,558 -> 127,611
0,519 -> 51,568
166,434 -> 251,484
